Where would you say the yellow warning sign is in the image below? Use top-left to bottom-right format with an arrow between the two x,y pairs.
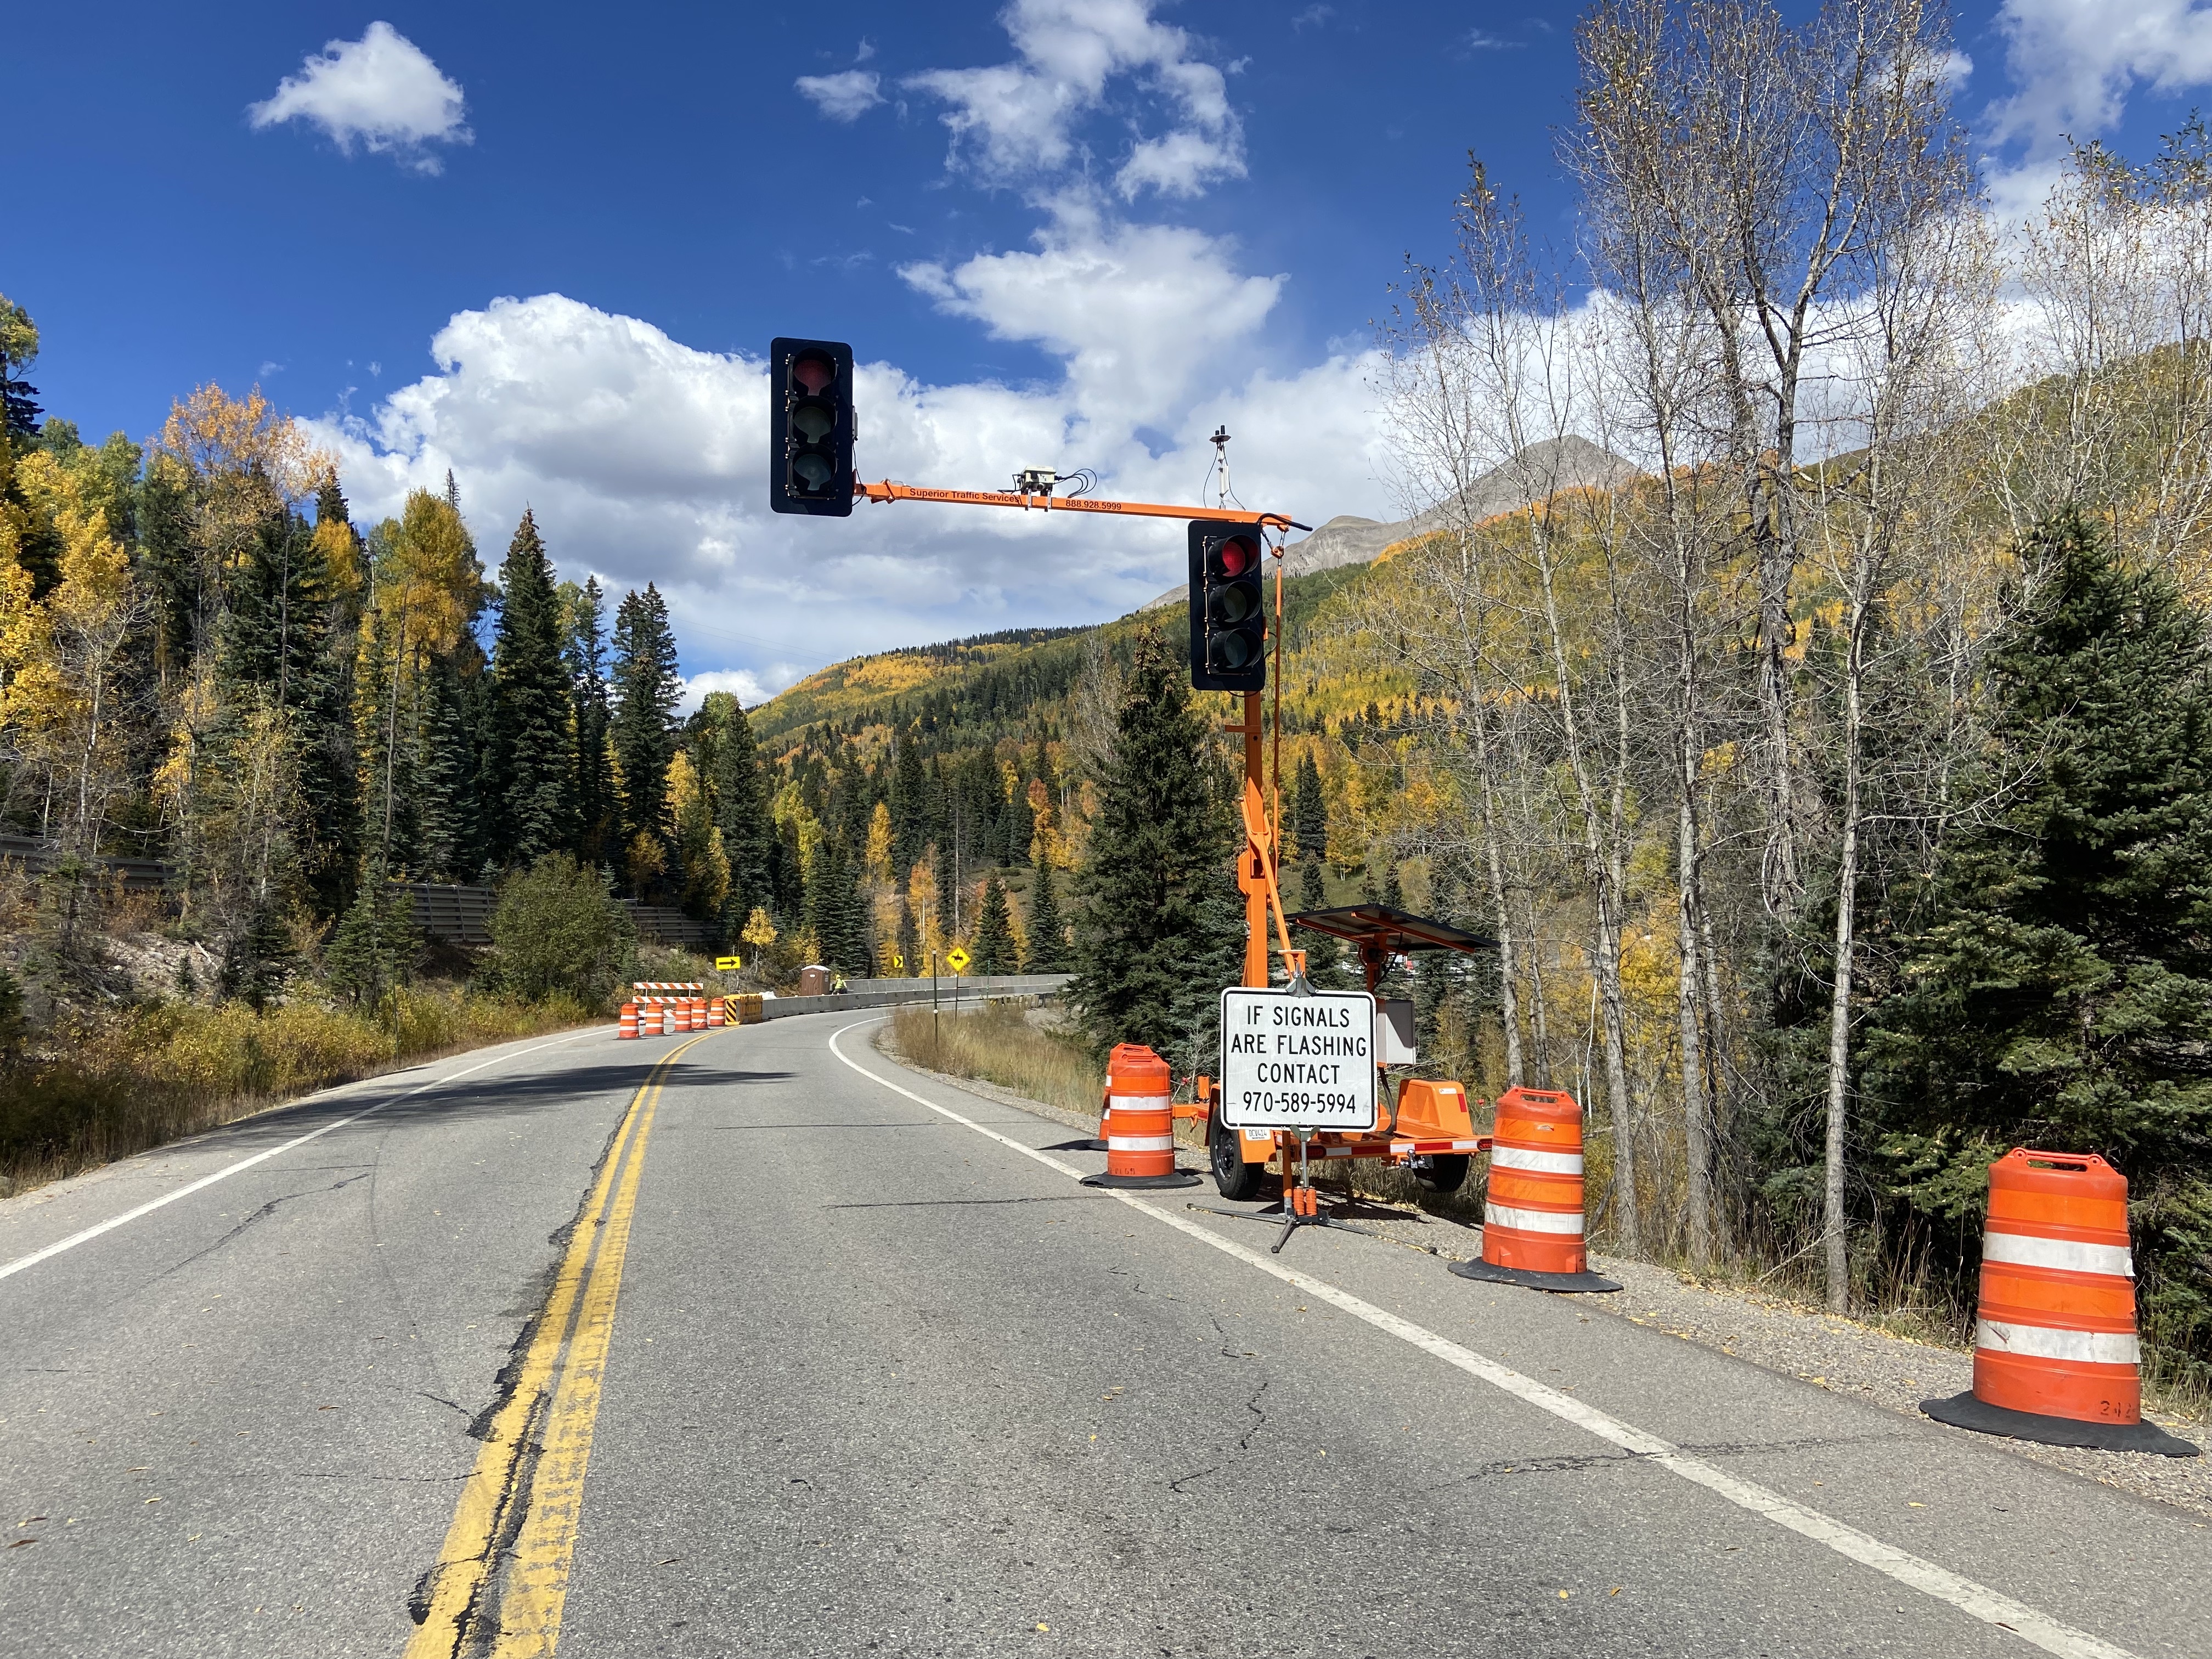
715,955 -> 741,972
944,946 -> 971,974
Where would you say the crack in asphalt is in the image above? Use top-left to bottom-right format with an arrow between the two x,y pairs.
1170,1378 -> 1272,1494
1410,1429 -> 1925,1497
155,1172 -> 374,1279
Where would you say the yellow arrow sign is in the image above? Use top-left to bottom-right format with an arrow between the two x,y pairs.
714,955 -> 741,972
944,946 -> 971,974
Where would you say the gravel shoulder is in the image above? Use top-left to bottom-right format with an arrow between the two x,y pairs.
876,1026 -> 2212,1522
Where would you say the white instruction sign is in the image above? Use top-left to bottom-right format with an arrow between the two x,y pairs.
1217,987 -> 1379,1131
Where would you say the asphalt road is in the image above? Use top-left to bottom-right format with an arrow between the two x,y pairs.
2,1010 -> 2205,1658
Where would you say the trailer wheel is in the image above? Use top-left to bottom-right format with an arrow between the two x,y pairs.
1210,1114 -> 1272,1202
1415,1154 -> 1471,1195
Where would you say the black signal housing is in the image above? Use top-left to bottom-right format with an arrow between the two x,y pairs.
769,337 -> 855,517
1188,521 -> 1267,691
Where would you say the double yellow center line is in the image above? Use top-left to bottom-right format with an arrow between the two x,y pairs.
406,1032 -> 707,1658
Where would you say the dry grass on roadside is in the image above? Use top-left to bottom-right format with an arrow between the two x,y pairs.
888,999 -> 1105,1121
0,987 -> 596,1194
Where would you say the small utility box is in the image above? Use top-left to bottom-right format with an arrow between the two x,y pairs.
1377,998 -> 1418,1065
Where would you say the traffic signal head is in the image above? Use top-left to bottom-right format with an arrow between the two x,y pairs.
1188,522 -> 1267,691
769,337 -> 855,516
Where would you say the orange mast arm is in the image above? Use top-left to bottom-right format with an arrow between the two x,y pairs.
855,478 -> 1304,532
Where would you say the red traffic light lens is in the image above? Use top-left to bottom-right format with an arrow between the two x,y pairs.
1212,534 -> 1259,579
793,352 -> 834,396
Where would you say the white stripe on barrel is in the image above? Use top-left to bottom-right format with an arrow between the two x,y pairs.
1981,1230 -> 2134,1279
1976,1319 -> 2140,1365
1107,1135 -> 1175,1152
1484,1202 -> 1583,1235
1491,1145 -> 1584,1175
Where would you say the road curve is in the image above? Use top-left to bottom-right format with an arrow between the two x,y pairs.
2,1011 -> 2205,1657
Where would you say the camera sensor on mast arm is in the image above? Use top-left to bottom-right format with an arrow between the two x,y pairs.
769,337 -> 854,517
1188,521 -> 1267,691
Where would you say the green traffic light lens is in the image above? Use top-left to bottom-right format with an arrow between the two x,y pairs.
1215,630 -> 1260,670
792,400 -> 834,442
793,453 -> 834,491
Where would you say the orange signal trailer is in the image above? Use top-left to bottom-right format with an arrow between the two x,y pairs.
1198,902 -> 1499,1211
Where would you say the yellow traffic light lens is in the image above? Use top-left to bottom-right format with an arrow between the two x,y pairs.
1209,586 -> 1256,625
792,400 -> 834,442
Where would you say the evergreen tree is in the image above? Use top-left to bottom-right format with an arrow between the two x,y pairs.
895,898 -> 922,977
612,583 -> 682,867
324,884 -> 419,1008
704,691 -> 776,927
1291,751 -> 1327,863
415,658 -> 477,883
219,894 -> 294,1011
891,725 -> 928,878
564,576 -> 618,869
1382,861 -> 1404,911
1002,775 -> 1034,866
1067,627 -> 1244,1071
0,294 -> 41,443
973,874 -> 1016,974
805,833 -> 873,974
1026,860 -> 1069,972
1867,510 -> 2212,1373
487,510 -> 577,864
771,813 -> 806,922
1296,859 -> 1354,990
217,507 -> 360,917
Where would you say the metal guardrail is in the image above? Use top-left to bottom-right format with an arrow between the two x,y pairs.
393,883 -> 720,949
0,834 -> 169,893
744,974 -> 1071,1021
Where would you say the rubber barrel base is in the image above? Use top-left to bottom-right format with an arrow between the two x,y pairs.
1042,1138 -> 1108,1152
1449,1256 -> 1622,1295
1081,1170 -> 1203,1189
1922,1391 -> 2199,1457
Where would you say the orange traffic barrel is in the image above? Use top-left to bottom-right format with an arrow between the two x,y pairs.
707,997 -> 725,1029
1925,1150 -> 2196,1454
1449,1087 -> 1620,1294
618,1002 -> 639,1040
1081,1044 -> 1199,1190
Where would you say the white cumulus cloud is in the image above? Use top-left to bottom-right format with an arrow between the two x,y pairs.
1985,0 -> 2212,211
900,203 -> 1284,443
249,20 -> 469,172
902,0 -> 1244,200
680,668 -> 784,712
794,69 -> 884,121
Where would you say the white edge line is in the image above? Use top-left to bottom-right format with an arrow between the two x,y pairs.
826,1019 -> 2139,1659
0,1029 -> 602,1283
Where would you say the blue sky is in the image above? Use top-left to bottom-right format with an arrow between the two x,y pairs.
14,1 -> 2212,701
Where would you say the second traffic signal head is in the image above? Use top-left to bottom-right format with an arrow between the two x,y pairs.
1188,521 -> 1267,691
769,337 -> 854,517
